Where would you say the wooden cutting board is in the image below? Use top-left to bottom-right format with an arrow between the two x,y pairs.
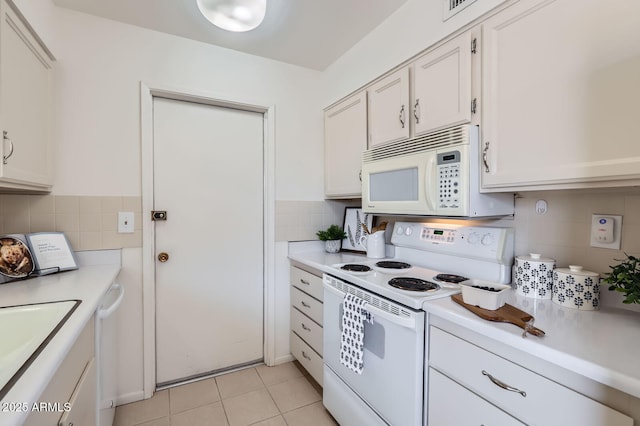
451,294 -> 545,337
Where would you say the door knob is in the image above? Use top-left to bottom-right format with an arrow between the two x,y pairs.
158,252 -> 169,262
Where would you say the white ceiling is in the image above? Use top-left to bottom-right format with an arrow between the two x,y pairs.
52,0 -> 410,70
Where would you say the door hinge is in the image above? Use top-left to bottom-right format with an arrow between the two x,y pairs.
471,37 -> 477,54
471,98 -> 477,114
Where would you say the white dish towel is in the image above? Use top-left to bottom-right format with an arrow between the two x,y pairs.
340,293 -> 373,374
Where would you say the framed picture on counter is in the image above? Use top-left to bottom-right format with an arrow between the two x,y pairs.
341,207 -> 373,253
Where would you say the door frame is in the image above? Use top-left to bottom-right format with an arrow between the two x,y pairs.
140,82 -> 276,398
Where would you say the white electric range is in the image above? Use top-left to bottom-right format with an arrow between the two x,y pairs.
322,221 -> 514,426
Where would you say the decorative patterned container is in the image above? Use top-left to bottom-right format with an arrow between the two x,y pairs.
552,265 -> 600,310
513,253 -> 555,299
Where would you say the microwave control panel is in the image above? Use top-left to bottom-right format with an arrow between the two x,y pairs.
437,150 -> 462,209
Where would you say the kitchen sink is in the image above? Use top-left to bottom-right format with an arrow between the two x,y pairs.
0,300 -> 80,399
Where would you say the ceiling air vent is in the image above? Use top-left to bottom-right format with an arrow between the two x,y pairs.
443,0 -> 478,21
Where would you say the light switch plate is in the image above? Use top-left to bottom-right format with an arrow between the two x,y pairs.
590,214 -> 622,249
118,212 -> 134,234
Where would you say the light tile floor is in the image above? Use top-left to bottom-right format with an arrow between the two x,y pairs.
114,361 -> 338,426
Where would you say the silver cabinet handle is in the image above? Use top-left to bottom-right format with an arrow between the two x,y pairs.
300,301 -> 311,308
482,141 -> 490,173
482,370 -> 526,397
413,99 -> 420,124
399,104 -> 406,128
301,323 -> 311,331
299,279 -> 310,285
3,131 -> 13,165
301,350 -> 311,361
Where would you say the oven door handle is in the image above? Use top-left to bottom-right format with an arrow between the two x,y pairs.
364,302 -> 417,330
324,283 -> 418,330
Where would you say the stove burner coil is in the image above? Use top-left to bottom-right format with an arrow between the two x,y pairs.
435,273 -> 469,284
341,264 -> 372,272
375,261 -> 412,270
388,277 -> 440,292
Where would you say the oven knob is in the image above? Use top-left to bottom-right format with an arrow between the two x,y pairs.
405,227 -> 413,236
468,232 -> 480,244
396,226 -> 404,235
481,233 -> 495,246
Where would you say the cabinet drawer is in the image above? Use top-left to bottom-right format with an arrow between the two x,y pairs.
290,331 -> 323,386
291,307 -> 322,355
429,326 -> 632,426
428,368 -> 524,426
291,286 -> 322,325
290,267 -> 323,301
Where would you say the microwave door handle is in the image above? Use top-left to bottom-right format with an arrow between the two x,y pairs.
425,157 -> 437,211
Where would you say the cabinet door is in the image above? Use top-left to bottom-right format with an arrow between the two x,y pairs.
58,358 -> 97,426
413,32 -> 473,135
481,0 -> 640,190
367,68 -> 410,147
324,91 -> 367,198
0,0 -> 54,190
428,368 -> 525,426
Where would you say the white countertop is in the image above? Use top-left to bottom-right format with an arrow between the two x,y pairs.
424,292 -> 640,400
289,244 -> 640,400
0,252 -> 121,425
288,241 -> 370,273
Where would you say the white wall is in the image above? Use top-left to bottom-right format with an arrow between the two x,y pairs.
14,0 -> 325,201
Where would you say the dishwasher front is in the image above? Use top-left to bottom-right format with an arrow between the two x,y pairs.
95,282 -> 124,426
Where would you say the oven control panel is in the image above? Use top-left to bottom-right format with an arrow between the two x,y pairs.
392,222 -> 514,263
420,227 -> 457,244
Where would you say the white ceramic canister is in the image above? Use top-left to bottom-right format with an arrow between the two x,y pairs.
552,265 -> 600,310
513,253 -> 555,299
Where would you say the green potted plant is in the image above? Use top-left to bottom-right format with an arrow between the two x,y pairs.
603,254 -> 640,304
316,224 -> 347,253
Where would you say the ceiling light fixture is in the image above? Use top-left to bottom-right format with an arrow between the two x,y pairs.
196,0 -> 267,32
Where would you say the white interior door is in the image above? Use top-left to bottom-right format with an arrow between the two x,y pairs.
153,97 -> 264,386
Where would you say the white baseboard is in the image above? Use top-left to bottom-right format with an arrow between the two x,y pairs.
274,354 -> 295,365
116,390 -> 146,406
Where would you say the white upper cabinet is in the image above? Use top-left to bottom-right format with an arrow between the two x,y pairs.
481,0 -> 640,191
324,91 -> 367,198
367,68 -> 410,147
367,31 -> 477,148
0,0 -> 54,192
412,31 -> 475,136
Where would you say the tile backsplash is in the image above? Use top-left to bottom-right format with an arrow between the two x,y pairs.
277,190 -> 640,311
275,199 -> 360,242
0,195 -> 142,251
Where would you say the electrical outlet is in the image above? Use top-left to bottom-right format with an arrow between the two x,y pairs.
590,214 -> 622,249
118,212 -> 134,234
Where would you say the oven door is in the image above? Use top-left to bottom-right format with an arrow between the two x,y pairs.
323,275 -> 425,426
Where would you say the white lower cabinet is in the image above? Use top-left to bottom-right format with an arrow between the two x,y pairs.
428,368 -> 524,426
24,316 -> 96,426
428,326 -> 632,426
58,358 -> 97,426
290,265 -> 323,386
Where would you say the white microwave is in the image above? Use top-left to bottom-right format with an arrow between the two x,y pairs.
361,125 -> 514,217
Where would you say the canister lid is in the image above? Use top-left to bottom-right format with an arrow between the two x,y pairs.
554,265 -> 599,277
516,253 -> 555,262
